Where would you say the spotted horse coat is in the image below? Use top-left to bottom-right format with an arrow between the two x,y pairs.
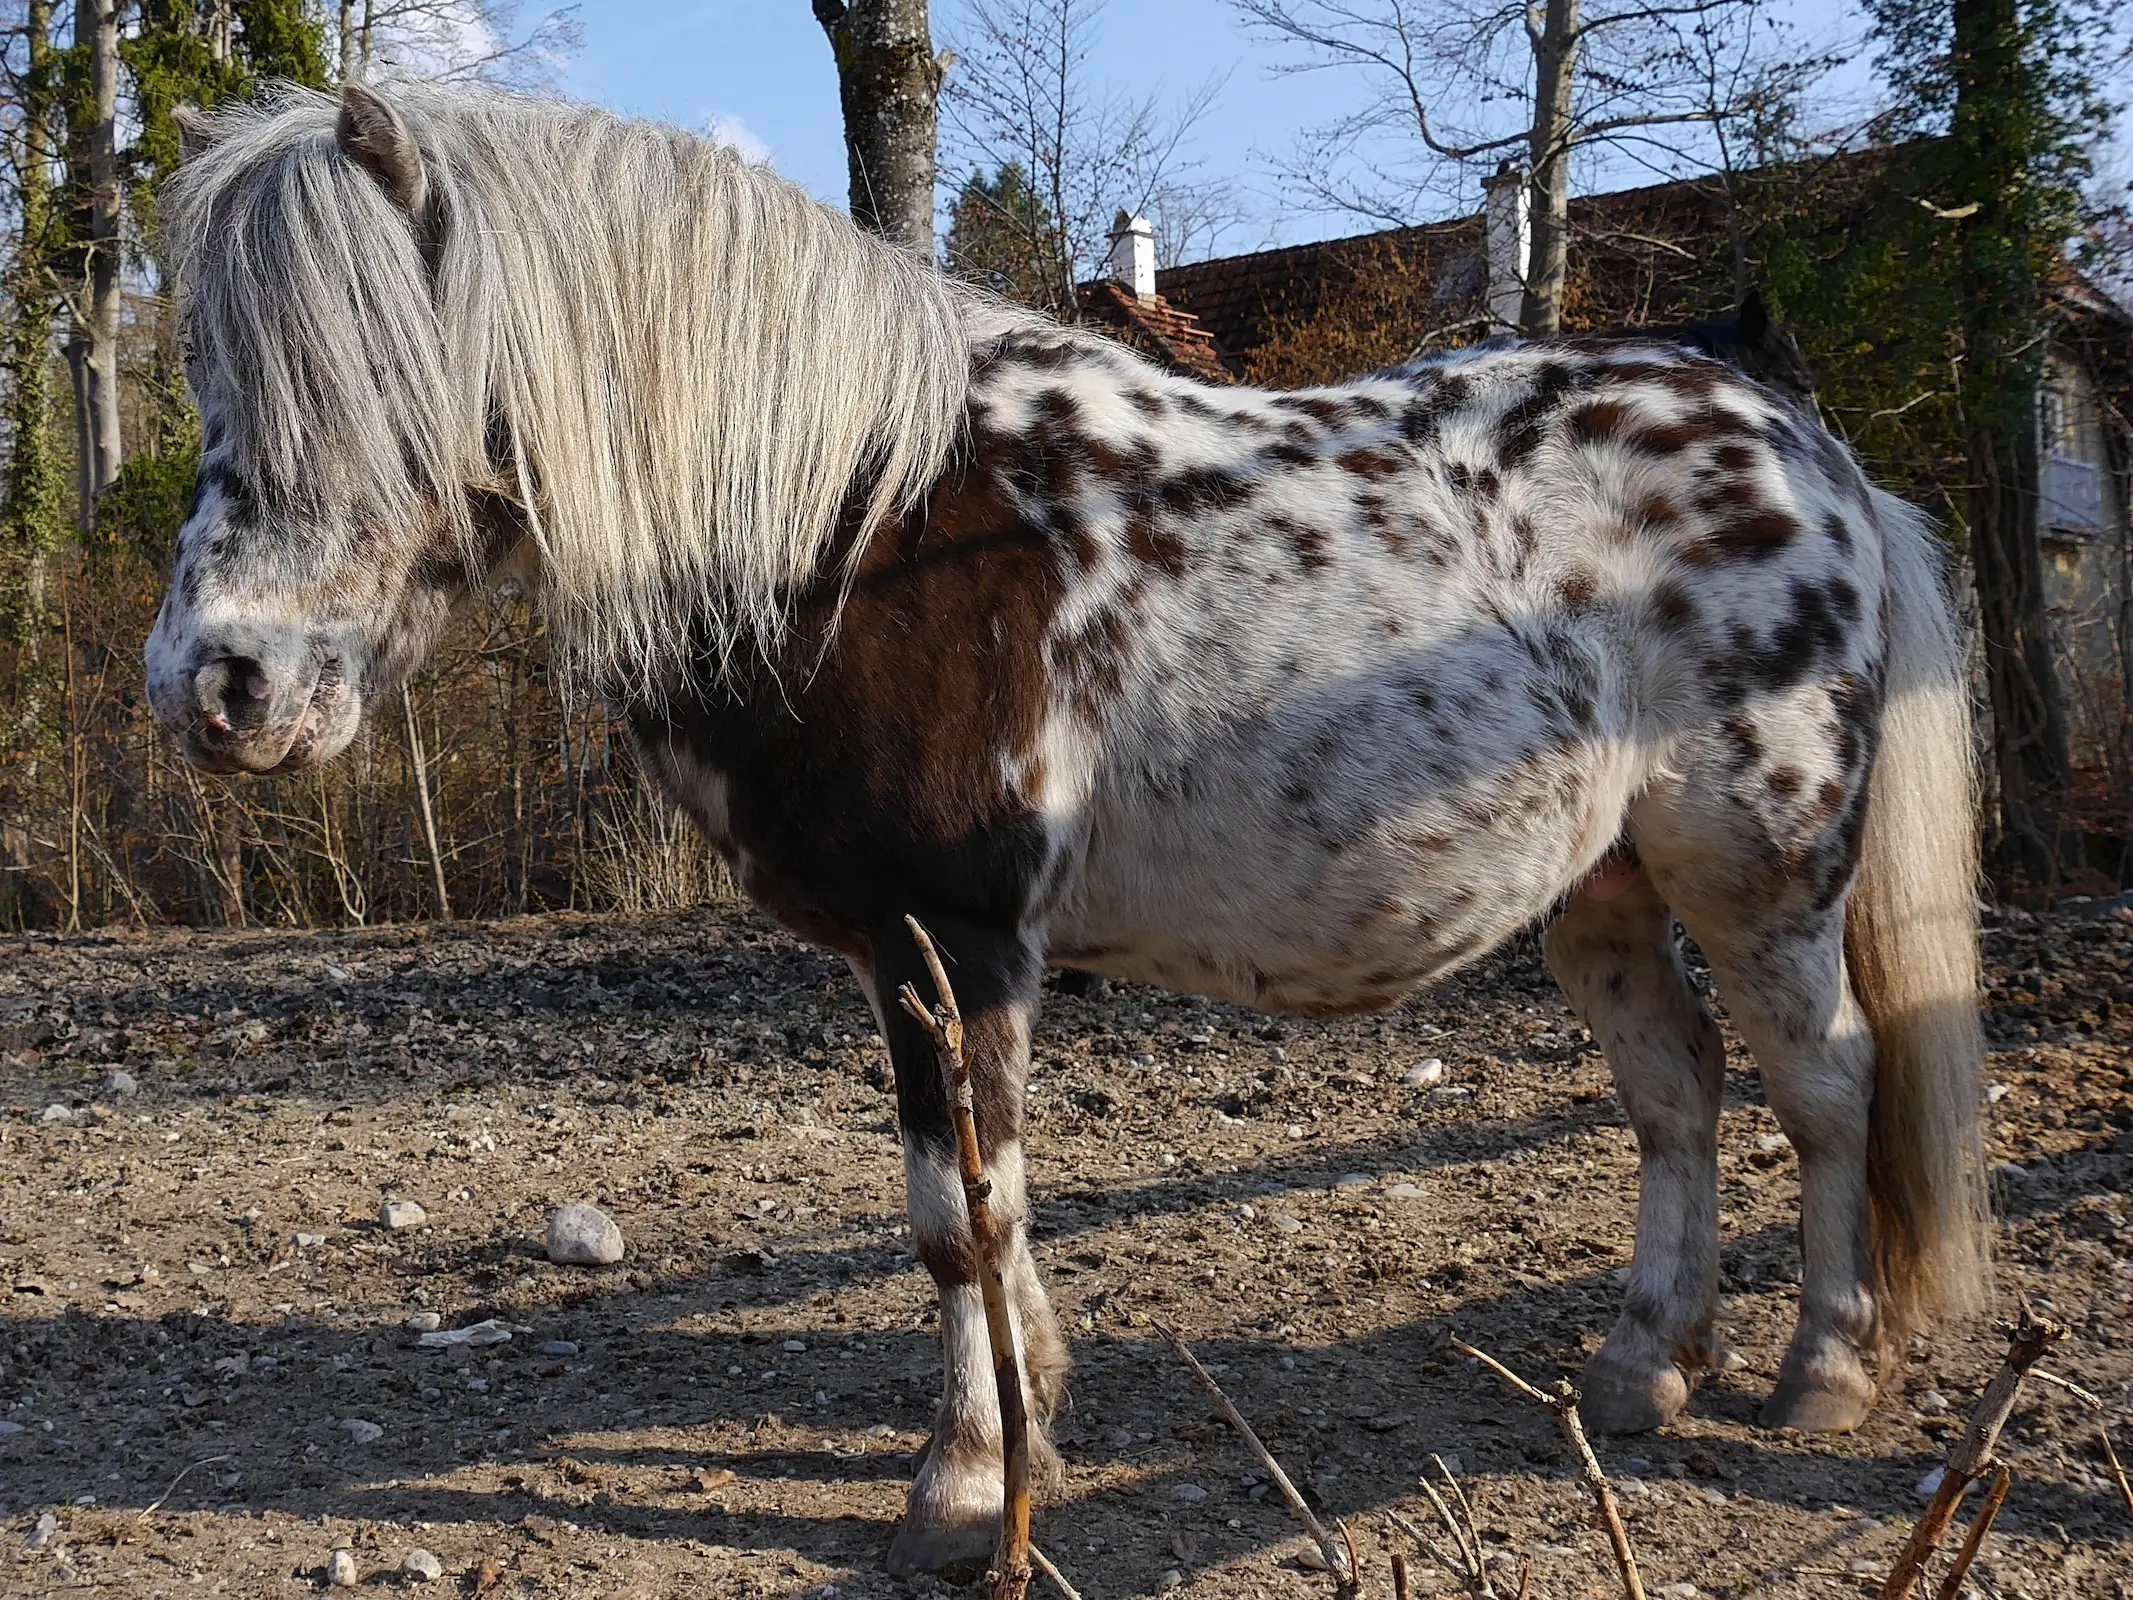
633,329 -> 1985,1574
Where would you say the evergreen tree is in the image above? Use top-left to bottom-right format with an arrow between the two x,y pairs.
1863,0 -> 2118,880
944,162 -> 1065,311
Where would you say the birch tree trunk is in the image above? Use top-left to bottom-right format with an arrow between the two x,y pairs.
813,0 -> 945,253
403,686 -> 453,920
65,0 -> 122,529
1520,0 -> 1578,337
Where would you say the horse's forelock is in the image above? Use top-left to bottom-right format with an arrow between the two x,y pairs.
163,84 -> 989,693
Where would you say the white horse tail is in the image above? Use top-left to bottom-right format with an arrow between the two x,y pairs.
1847,488 -> 1990,1342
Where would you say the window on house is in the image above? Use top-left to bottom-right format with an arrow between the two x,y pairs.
2040,367 -> 2104,536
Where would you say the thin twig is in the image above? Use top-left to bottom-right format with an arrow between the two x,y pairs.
2101,1427 -> 2133,1520
1933,1463 -> 2012,1600
900,915 -> 1031,1600
1452,1340 -> 1645,1600
2027,1368 -> 2104,1410
1881,1309 -> 2064,1600
1152,1318 -> 1357,1599
136,1454 -> 234,1520
1029,1544 -> 1086,1600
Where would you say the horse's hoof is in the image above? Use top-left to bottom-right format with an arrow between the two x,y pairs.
886,1514 -> 996,1583
1577,1357 -> 1690,1435
1760,1377 -> 1872,1433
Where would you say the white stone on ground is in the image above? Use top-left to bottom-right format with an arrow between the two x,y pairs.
103,1070 -> 137,1097
401,1548 -> 444,1583
1403,1058 -> 1445,1088
546,1202 -> 624,1265
380,1200 -> 427,1230
327,1549 -> 359,1587
341,1418 -> 383,1445
405,1312 -> 441,1333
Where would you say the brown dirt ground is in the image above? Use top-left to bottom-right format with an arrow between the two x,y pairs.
2,901 -> 2129,1600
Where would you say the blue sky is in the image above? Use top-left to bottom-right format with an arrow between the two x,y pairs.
563,0 -> 2115,253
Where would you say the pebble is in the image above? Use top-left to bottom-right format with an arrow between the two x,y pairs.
1269,1212 -> 1304,1235
0,1419 -> 23,1435
27,1511 -> 58,1549
1384,1182 -> 1425,1200
1170,1483 -> 1209,1503
1755,1131 -> 1791,1152
326,1549 -> 359,1587
295,1233 -> 328,1249
380,1199 -> 427,1230
103,1070 -> 138,1097
1654,1586 -> 1702,1600
1403,1058 -> 1445,1088
1333,1173 -> 1372,1190
541,1340 -> 579,1358
1284,1124 -> 1306,1140
401,1548 -> 443,1583
40,1103 -> 71,1123
1158,1571 -> 1183,1592
406,1312 -> 442,1333
1295,1545 -> 1330,1572
1985,1082 -> 2009,1103
1427,1084 -> 1473,1105
546,1202 -> 625,1266
1916,1388 -> 1949,1415
782,1339 -> 808,1353
341,1418 -> 384,1445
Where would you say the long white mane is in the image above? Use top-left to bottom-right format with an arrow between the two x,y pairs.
160,84 -> 991,687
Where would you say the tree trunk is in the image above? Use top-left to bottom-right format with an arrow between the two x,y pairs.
4,0 -> 67,619
1520,0 -> 1579,337
65,0 -> 122,528
338,0 -> 357,82
1952,0 -> 2076,883
812,0 -> 943,253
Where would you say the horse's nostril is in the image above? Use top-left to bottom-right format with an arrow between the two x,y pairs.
204,655 -> 273,733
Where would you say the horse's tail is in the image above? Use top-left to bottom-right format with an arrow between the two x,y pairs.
1846,488 -> 1990,1344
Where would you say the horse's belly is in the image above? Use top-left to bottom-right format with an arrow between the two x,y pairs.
1050,717 -> 1642,1015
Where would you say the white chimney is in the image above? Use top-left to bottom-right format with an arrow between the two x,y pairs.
1107,211 -> 1157,300
1482,162 -> 1530,330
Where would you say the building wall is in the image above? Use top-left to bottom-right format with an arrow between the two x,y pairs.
2039,347 -> 2132,740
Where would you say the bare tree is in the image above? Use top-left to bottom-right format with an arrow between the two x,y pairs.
813,0 -> 948,252
1232,0 -> 1768,334
63,0 -> 121,526
940,0 -> 1240,317
344,0 -> 584,92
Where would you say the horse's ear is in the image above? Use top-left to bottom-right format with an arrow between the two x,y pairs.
173,103 -> 216,162
1739,289 -> 1770,345
337,81 -> 429,221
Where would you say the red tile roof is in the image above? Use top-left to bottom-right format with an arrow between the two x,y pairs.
1075,277 -> 1234,383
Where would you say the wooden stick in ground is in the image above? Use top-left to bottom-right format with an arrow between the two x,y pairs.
2101,1427 -> 2133,1521
1932,1463 -> 2012,1600
899,915 -> 1032,1600
1880,1309 -> 2064,1600
1152,1318 -> 1358,1600
1451,1340 -> 1645,1600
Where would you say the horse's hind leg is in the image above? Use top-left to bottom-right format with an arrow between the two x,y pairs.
1658,880 -> 1879,1431
855,928 -> 1067,1581
1544,871 -> 1728,1433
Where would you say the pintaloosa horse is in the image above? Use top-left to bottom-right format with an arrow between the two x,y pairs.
147,83 -> 1988,1576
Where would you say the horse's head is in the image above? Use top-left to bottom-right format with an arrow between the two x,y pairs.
147,83 -> 498,774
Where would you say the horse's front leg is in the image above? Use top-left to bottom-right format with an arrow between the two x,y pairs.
858,927 -> 1067,1581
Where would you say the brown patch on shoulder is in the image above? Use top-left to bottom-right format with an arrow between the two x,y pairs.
1556,569 -> 1598,609
1567,399 -> 1635,443
1711,511 -> 1800,561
